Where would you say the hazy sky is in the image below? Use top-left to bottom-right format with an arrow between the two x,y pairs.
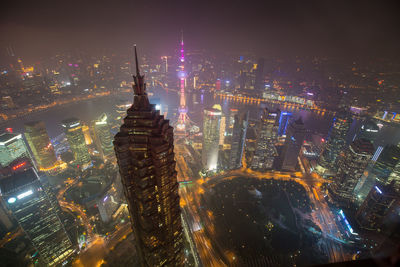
1,0 -> 400,59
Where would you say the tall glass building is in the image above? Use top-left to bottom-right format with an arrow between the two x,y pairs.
113,48 -> 184,267
251,108 -> 280,170
355,144 -> 400,202
24,121 -> 57,171
202,107 -> 222,171
61,118 -> 91,169
0,132 -> 31,168
329,138 -> 374,208
229,111 -> 249,169
317,110 -> 352,174
0,168 -> 74,265
93,113 -> 114,161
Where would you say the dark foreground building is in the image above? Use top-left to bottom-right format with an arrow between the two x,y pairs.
113,47 -> 184,267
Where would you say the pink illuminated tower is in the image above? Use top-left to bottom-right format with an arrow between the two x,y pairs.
176,32 -> 189,133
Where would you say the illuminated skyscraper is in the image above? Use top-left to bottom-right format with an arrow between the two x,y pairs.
202,108 -> 222,171
278,112 -> 292,136
219,115 -> 226,145
317,111 -> 352,174
251,108 -> 280,170
113,47 -> 183,267
0,132 -> 31,168
0,168 -> 74,265
24,121 -> 57,171
329,139 -> 374,208
61,118 -> 91,169
280,117 -> 306,171
93,113 -> 114,161
82,124 -> 93,145
229,111 -> 249,169
176,33 -> 189,133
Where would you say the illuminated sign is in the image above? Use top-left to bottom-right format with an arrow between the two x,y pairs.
339,210 -> 354,234
374,186 -> 382,194
12,162 -> 26,170
17,190 -> 33,200
7,197 -> 16,204
69,122 -> 80,128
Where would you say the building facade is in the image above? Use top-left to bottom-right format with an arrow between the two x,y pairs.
356,183 -> 400,233
0,132 -> 31,168
329,139 -> 374,208
61,118 -> 91,169
229,111 -> 249,169
280,117 -> 306,171
24,121 -> 57,170
113,47 -> 184,267
251,108 -> 280,170
356,145 -> 400,202
93,113 -> 114,161
202,108 -> 222,171
317,111 -> 352,174
0,168 -> 74,265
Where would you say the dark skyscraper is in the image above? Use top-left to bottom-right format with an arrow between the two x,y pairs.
0,167 -> 74,265
317,111 -> 352,175
280,117 -> 306,171
329,139 -> 374,208
356,145 -> 400,202
356,119 -> 380,146
356,182 -> 400,233
229,111 -> 249,169
113,47 -> 183,267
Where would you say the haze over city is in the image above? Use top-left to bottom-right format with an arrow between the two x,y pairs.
0,1 -> 400,267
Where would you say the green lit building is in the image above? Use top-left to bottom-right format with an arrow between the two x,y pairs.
24,121 -> 57,171
0,132 -> 31,167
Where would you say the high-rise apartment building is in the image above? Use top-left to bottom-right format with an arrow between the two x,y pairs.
229,111 -> 249,169
280,117 -> 306,171
93,113 -> 114,161
113,47 -> 183,267
61,118 -> 91,169
317,111 -> 352,174
24,121 -> 57,171
329,139 -> 374,207
0,132 -> 31,168
202,107 -> 222,171
251,108 -> 280,170
0,168 -> 74,265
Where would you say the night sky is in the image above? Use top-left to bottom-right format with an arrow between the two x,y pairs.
1,0 -> 400,59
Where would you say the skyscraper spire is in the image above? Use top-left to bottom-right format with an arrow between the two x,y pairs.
131,45 -> 149,110
133,45 -> 145,96
134,44 -> 140,77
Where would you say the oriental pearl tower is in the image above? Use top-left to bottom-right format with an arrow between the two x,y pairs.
175,32 -> 189,134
